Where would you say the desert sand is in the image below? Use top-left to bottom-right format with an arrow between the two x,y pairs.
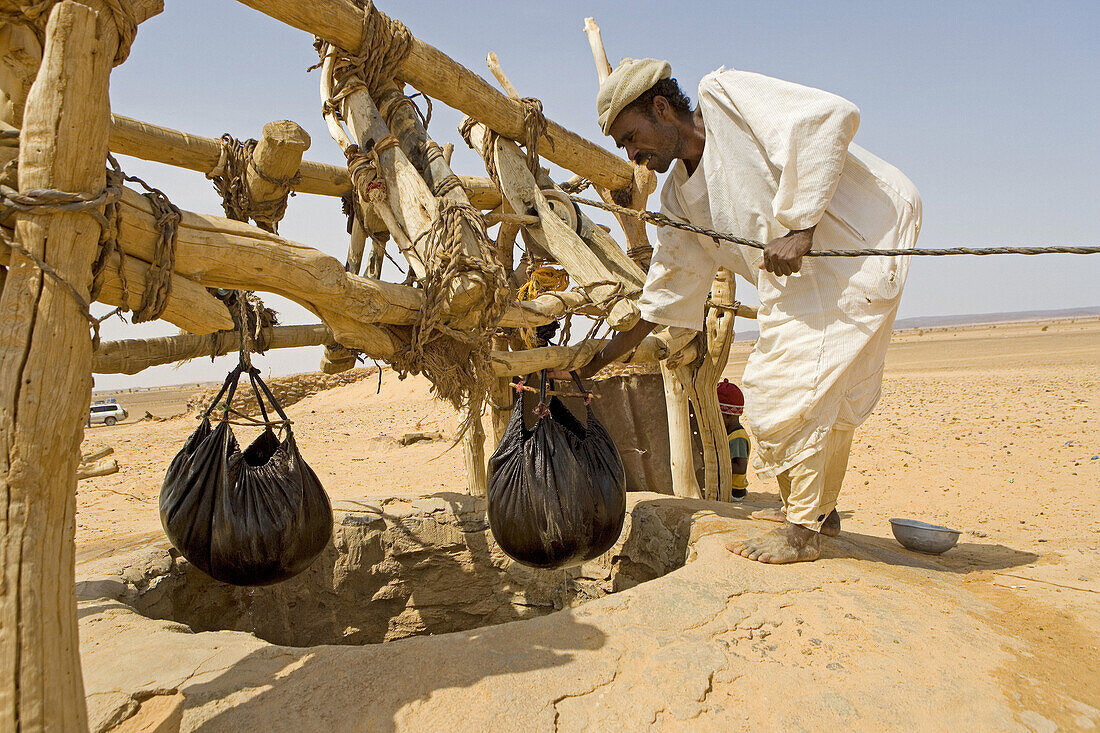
76,317 -> 1099,729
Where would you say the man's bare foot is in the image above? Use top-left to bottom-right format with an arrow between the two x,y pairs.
750,507 -> 841,537
820,509 -> 841,537
726,522 -> 821,564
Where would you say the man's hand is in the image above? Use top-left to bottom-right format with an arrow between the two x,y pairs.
761,227 -> 815,276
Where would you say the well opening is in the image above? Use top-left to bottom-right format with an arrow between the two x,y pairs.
117,494 -> 691,647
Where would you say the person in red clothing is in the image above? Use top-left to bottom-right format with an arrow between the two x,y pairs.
717,379 -> 750,501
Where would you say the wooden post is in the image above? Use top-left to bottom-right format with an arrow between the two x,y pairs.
94,324 -> 333,375
233,0 -> 635,191
0,1 -> 160,727
660,362 -> 703,499
582,17 -> 657,270
691,269 -> 736,501
244,119 -> 310,230
108,114 -> 504,210
462,410 -> 486,496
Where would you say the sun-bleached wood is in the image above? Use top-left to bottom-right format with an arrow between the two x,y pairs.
246,120 -> 310,218
531,167 -> 646,291
373,83 -> 493,323
115,186 -> 408,358
110,114 -> 503,208
691,269 -> 736,501
0,238 -> 233,334
462,413 -> 486,497
466,122 -> 640,331
108,187 -> 617,349
94,324 -> 332,374
233,0 -> 634,191
0,1 -> 161,727
580,17 -> 656,270
76,457 -> 118,480
661,362 -> 703,500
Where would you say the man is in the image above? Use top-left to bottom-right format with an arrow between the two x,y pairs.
578,59 -> 922,563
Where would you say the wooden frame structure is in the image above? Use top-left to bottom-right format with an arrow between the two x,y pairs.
0,2 -> 756,726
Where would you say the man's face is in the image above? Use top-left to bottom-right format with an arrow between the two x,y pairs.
609,99 -> 683,174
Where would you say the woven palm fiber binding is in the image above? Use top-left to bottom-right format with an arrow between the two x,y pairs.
317,0 -> 511,437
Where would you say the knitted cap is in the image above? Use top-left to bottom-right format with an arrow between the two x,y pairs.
596,58 -> 672,135
716,379 -> 744,416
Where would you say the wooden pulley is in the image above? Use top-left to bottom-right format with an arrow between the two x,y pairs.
520,187 -> 581,256
536,186 -> 580,231
540,187 -> 581,233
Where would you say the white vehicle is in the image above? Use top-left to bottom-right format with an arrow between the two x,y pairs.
88,401 -> 127,427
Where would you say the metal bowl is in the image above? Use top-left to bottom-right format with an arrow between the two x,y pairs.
889,518 -> 961,555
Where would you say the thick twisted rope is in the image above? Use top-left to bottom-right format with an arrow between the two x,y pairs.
207,134 -> 299,234
391,201 -> 511,435
0,162 -> 133,346
313,0 -> 412,102
520,97 -> 550,176
569,195 -> 1100,257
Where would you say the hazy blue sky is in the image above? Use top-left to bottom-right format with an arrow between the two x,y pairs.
95,1 -> 1099,390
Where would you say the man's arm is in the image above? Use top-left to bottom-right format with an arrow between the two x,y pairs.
551,318 -> 657,382
701,71 -> 859,276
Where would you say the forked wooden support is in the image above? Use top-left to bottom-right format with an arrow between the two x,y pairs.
691,269 -> 737,501
464,122 -> 640,331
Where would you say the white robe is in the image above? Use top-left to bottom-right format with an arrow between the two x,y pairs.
637,68 -> 922,478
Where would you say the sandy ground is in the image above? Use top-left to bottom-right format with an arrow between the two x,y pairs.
77,317 -> 1100,723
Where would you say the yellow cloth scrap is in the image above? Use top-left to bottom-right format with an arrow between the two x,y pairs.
517,266 -> 569,302
517,266 -> 569,347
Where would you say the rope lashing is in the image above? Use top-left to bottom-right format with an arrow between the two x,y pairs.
0,227 -> 119,349
0,162 -> 137,347
569,195 -> 1100,257
391,199 -> 512,438
313,0 -> 412,101
520,97 -> 551,176
121,167 -> 180,323
207,134 -> 299,234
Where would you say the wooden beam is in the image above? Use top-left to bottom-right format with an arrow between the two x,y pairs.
580,17 -> 656,270
108,114 -> 503,209
93,324 -> 332,374
0,1 -> 160,727
245,119 -> 310,225
233,0 -> 634,191
0,239 -> 233,334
